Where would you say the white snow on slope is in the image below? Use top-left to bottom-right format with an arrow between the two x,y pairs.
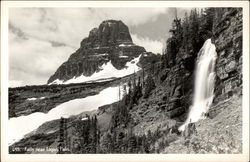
26,97 -> 46,101
93,53 -> 109,56
27,97 -> 37,101
119,44 -> 134,47
50,54 -> 142,85
119,55 -> 129,58
8,85 -> 126,145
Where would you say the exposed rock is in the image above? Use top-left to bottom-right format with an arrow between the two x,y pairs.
161,8 -> 243,120
214,8 -> 242,105
48,20 -> 146,84
164,95 -> 242,153
9,8 -> 243,154
166,107 -> 185,118
9,76 -> 132,118
182,123 -> 197,138
225,60 -> 237,73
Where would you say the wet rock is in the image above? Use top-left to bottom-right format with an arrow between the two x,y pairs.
182,123 -> 197,138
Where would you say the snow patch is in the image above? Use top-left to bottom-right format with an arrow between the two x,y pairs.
49,79 -> 63,85
119,44 -> 134,47
8,85 -> 125,145
81,117 -> 88,121
27,97 -> 37,101
85,78 -> 116,83
119,55 -> 129,58
108,22 -> 114,26
94,53 -> 109,56
27,97 -> 45,101
50,54 -> 142,85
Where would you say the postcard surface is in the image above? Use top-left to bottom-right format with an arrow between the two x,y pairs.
1,1 -> 249,162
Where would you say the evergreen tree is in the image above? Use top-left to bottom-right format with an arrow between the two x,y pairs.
144,75 -> 156,98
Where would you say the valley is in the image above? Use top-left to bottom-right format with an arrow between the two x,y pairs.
8,8 -> 243,154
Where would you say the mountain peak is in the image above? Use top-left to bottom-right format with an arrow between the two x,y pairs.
48,20 -> 146,84
81,19 -> 132,48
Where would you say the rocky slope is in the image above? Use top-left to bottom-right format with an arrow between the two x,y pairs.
9,8 -> 243,154
48,20 -> 146,84
163,93 -> 242,153
161,8 -> 243,153
9,20 -> 159,118
9,75 -> 135,118
9,80 -> 114,118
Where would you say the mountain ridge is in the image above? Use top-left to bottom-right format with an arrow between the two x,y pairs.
9,8 -> 243,154
47,20 -> 148,84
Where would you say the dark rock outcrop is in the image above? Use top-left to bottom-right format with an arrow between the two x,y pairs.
158,8 -> 243,120
48,20 -> 146,84
9,8 -> 243,154
81,20 -> 132,48
8,80 -> 116,118
213,8 -> 242,104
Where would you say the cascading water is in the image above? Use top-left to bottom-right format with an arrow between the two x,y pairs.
179,39 -> 217,131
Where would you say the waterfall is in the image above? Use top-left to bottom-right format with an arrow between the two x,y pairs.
179,39 -> 217,131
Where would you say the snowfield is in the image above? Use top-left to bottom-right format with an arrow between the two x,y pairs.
9,85 -> 127,145
49,54 -> 142,85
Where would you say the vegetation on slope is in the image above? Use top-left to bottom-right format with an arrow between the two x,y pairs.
9,8 -> 242,154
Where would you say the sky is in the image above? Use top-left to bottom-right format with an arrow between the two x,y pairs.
9,8 -> 192,87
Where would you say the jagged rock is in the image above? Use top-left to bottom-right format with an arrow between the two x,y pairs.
48,20 -> 146,84
214,8 -> 242,105
160,8 -> 242,121
9,8 -> 243,154
80,20 -> 132,48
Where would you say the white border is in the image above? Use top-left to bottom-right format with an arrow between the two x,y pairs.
1,1 -> 249,162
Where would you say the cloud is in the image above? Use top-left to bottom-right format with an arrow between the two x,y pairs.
131,34 -> 164,54
9,8 -> 94,48
9,30 -> 75,86
8,8 -> 172,87
9,80 -> 23,88
9,8 -> 168,49
94,8 -> 168,26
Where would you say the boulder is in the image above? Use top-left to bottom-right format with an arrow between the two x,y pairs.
225,60 -> 237,73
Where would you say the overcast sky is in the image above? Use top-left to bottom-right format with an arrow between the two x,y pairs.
9,8 -> 192,87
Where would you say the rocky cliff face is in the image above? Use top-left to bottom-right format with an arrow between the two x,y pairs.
128,8 -> 243,153
9,80 -> 116,118
9,8 -> 243,154
213,8 -> 242,104
48,20 -> 146,84
157,8 -> 243,121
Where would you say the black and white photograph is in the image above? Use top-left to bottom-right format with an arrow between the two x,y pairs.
1,1 -> 249,162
